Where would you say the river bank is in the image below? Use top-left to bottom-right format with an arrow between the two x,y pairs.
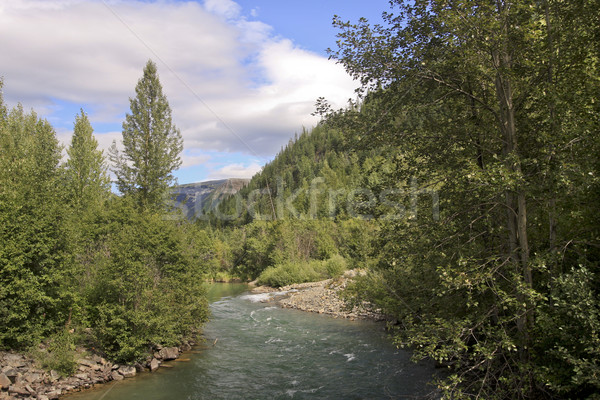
0,342 -> 195,400
250,270 -> 388,322
0,275 -> 383,399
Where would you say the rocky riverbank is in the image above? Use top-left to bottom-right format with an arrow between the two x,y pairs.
0,341 -> 195,400
251,270 -> 387,321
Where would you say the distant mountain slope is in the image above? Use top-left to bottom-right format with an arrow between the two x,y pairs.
172,178 -> 250,219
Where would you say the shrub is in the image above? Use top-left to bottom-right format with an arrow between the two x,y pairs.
30,329 -> 78,376
256,255 -> 348,287
323,254 -> 347,278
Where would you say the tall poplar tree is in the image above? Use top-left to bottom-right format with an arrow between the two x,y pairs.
110,60 -> 183,210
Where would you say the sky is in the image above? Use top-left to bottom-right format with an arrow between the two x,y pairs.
0,0 -> 392,184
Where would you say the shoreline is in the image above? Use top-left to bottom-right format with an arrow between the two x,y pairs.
250,271 -> 388,322
0,341 -> 196,400
1,274 -> 383,399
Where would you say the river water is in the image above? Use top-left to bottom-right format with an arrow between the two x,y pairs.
65,284 -> 435,399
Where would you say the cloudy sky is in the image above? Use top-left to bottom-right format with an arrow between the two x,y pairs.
0,0 -> 391,184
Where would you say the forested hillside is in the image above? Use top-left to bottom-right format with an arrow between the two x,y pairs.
1,1 -> 599,398
209,1 -> 600,398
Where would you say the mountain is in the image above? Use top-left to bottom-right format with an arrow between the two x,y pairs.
172,178 -> 250,219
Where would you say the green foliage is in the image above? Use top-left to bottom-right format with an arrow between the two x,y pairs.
256,255 -> 348,288
30,329 -> 78,377
0,95 -> 70,349
64,109 -> 110,210
535,267 -> 600,397
326,0 -> 600,397
85,198 -> 209,362
256,261 -> 323,288
109,60 -> 183,211
0,78 -> 209,366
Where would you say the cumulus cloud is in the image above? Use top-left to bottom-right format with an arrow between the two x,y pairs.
0,0 -> 358,163
207,162 -> 263,180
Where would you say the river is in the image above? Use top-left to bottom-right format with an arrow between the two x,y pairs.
64,283 -> 435,399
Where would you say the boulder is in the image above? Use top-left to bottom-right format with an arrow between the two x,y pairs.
8,385 -> 29,396
158,347 -> 179,361
45,389 -> 62,399
110,371 -> 124,381
118,365 -> 136,378
0,373 -> 11,389
78,358 -> 97,368
75,373 -> 89,381
149,358 -> 160,372
3,369 -> 18,384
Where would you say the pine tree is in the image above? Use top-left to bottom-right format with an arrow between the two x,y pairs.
109,60 -> 183,210
65,109 -> 110,210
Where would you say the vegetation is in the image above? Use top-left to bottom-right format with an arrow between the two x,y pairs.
203,1 -> 600,398
323,1 -> 599,398
109,59 -> 183,211
1,1 -> 598,398
0,62 -> 208,365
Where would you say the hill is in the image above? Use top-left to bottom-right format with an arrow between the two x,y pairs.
172,178 -> 250,219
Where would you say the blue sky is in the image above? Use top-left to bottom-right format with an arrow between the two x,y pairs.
0,0 -> 392,184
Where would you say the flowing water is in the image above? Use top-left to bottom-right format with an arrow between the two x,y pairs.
65,284 -> 435,399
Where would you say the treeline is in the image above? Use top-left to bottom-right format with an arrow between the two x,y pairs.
0,61 -> 209,369
208,1 -> 600,398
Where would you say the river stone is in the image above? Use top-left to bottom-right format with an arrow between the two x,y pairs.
158,347 -> 179,361
25,372 -> 42,383
0,373 -> 11,389
78,358 -> 97,368
118,365 -> 136,378
111,371 -> 124,381
45,389 -> 62,399
49,370 -> 60,382
149,358 -> 160,372
3,369 -> 18,383
75,373 -> 88,381
8,385 -> 29,396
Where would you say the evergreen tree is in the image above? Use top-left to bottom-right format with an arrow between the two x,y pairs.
110,60 -> 183,210
65,109 -> 110,210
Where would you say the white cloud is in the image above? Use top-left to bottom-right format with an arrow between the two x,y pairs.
203,0 -> 241,19
207,162 -> 262,180
0,0 -> 358,162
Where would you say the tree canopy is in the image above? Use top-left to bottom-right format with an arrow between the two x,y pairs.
110,59 -> 183,210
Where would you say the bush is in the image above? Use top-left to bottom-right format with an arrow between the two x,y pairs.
256,255 -> 348,287
323,254 -> 347,278
30,329 -> 78,377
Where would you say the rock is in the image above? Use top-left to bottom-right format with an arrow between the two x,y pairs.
49,370 -> 60,382
118,365 -> 136,378
45,389 -> 62,399
25,372 -> 42,383
158,347 -> 179,361
180,342 -> 192,352
8,385 -> 29,396
39,396 -> 50,400
75,373 -> 89,380
149,358 -> 160,372
0,373 -> 11,389
92,354 -> 106,365
3,369 -> 18,384
111,371 -> 124,381
78,358 -> 97,368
